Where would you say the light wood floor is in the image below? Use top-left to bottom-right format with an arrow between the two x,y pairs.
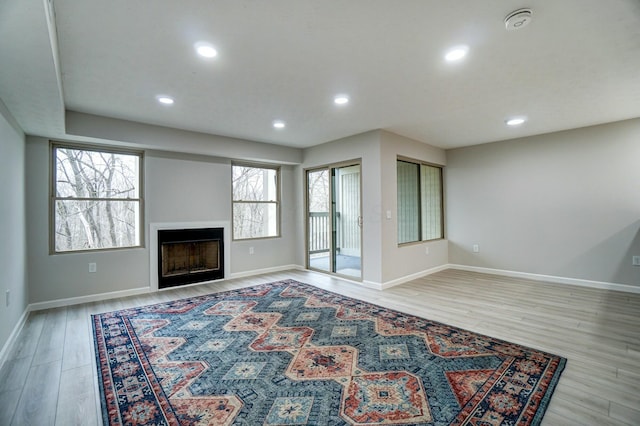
1,269 -> 638,425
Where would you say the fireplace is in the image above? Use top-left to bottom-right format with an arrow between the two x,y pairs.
157,228 -> 224,289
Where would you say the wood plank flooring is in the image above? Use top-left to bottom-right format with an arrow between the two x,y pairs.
1,269 -> 638,425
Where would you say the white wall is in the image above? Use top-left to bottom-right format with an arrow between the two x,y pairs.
446,119 -> 640,287
298,131 -> 383,284
26,140 -> 299,304
26,137 -> 149,303
0,100 -> 28,356
146,151 -> 298,275
298,130 -> 448,286
232,164 -> 299,274
379,131 -> 448,283
23,116 -> 640,307
66,111 -> 302,165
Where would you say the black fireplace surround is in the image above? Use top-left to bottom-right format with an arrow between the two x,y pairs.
157,228 -> 224,289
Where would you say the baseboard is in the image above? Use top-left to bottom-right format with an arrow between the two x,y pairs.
378,264 -> 451,290
228,264 -> 305,279
448,264 -> 640,294
0,307 -> 30,371
28,286 -> 152,312
27,263 -> 635,315
361,280 -> 384,290
27,265 -> 305,312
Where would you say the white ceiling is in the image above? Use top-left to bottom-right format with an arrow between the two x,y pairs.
1,0 -> 639,150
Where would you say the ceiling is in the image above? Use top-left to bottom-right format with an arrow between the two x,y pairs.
1,0 -> 639,150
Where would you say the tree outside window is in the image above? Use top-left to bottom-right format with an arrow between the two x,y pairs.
232,164 -> 280,240
52,144 -> 143,253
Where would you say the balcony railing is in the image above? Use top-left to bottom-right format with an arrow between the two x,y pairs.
309,212 -> 329,254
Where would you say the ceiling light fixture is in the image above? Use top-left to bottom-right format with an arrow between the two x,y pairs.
156,95 -> 175,105
445,45 -> 469,62
194,42 -> 218,58
505,117 -> 526,126
272,120 -> 286,129
334,95 -> 350,105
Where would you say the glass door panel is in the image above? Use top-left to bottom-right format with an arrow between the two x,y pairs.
306,163 -> 361,279
307,169 -> 330,272
332,165 -> 361,278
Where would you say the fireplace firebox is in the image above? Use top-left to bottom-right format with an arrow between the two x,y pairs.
157,228 -> 224,289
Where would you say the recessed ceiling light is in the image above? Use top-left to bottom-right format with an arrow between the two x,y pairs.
445,45 -> 469,62
506,117 -> 526,126
194,42 -> 218,58
334,95 -> 350,105
272,120 -> 286,129
156,95 -> 174,105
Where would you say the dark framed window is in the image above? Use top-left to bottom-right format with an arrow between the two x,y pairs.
397,158 -> 443,244
232,163 -> 280,240
51,143 -> 143,253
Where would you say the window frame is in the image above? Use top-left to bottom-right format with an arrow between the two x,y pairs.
231,162 -> 281,241
396,156 -> 444,246
50,142 -> 145,254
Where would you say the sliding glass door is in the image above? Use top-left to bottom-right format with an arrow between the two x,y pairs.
306,162 -> 361,279
307,169 -> 331,272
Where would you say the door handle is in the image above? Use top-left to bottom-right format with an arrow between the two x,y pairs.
357,216 -> 363,227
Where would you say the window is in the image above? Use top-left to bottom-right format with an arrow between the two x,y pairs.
51,144 -> 143,253
232,163 -> 280,240
397,158 -> 443,244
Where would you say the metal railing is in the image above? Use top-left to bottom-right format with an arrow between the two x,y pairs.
309,212 -> 329,254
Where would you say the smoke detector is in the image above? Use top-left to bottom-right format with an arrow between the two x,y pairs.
504,9 -> 532,31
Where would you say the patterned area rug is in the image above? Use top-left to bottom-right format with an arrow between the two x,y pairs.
92,279 -> 565,425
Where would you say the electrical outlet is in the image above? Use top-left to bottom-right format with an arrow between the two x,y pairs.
633,256 -> 640,266
89,262 -> 97,273
473,244 -> 480,253
249,247 -> 255,255
5,290 -> 9,307
425,246 -> 429,255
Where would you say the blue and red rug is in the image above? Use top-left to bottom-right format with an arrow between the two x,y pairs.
92,279 -> 565,425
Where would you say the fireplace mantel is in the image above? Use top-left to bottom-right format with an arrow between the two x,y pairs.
150,221 -> 230,291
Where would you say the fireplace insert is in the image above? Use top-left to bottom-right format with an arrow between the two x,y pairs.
157,228 -> 224,289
